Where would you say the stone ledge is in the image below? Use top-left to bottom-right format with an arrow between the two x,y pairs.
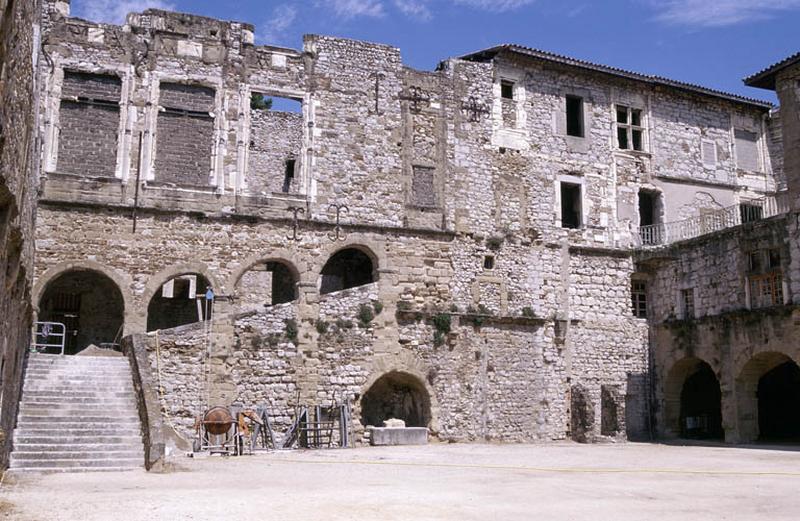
368,427 -> 428,446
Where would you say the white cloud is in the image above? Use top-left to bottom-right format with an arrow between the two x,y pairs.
72,0 -> 176,24
393,0 -> 433,20
316,0 -> 386,19
653,0 -> 800,27
259,4 -> 298,44
452,0 -> 535,12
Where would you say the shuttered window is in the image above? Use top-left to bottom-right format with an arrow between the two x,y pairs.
735,129 -> 760,172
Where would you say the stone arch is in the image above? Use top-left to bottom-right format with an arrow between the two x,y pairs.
33,260 -> 134,335
36,267 -> 127,354
227,251 -> 307,291
319,242 -> 381,295
360,370 -> 431,428
735,351 -> 800,443
140,262 -> 223,311
359,352 -> 439,433
662,356 -> 722,439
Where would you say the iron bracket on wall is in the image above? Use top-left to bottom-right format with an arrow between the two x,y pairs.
328,203 -> 349,242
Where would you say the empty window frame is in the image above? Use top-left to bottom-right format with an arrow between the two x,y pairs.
734,129 -> 760,172
638,190 -> 660,227
631,280 -> 647,318
500,80 -> 514,100
616,105 -> 645,151
681,288 -> 695,320
483,255 -> 495,270
566,95 -> 584,137
560,182 -> 582,229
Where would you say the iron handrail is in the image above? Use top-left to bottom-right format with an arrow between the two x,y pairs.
31,321 -> 67,355
638,193 -> 791,248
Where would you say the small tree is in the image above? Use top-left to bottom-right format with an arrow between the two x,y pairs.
251,93 -> 273,110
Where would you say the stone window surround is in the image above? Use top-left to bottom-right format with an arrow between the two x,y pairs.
555,173 -> 586,229
631,277 -> 648,319
679,287 -> 695,320
149,76 -> 223,189
491,69 -> 527,141
242,85 -> 310,197
744,247 -> 788,309
615,104 -> 647,153
637,186 -> 665,228
557,87 -> 593,153
44,65 -> 131,181
701,139 -> 717,168
733,126 -> 763,173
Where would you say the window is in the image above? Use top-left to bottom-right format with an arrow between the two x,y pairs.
701,140 -> 717,167
747,248 -> 783,308
616,105 -> 645,151
282,159 -> 296,193
681,288 -> 695,319
734,129 -> 760,172
638,190 -> 659,227
483,256 -> 495,270
631,280 -> 647,318
566,95 -> 584,137
501,80 -> 514,100
739,202 -> 763,224
560,182 -> 582,229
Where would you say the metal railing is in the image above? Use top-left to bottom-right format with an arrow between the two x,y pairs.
638,194 -> 791,248
31,321 -> 67,355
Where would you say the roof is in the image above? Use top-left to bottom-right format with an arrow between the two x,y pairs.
744,51 -> 800,90
459,44 -> 772,109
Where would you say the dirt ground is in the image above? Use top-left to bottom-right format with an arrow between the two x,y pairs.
2,441 -> 800,520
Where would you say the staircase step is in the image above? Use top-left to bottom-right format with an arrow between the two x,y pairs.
9,458 -> 142,469
15,435 -> 142,444
20,402 -> 137,411
15,428 -> 142,437
14,354 -> 144,472
14,443 -> 143,452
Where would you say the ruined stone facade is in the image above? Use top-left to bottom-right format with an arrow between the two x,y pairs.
0,0 -> 40,467
24,1 -> 798,450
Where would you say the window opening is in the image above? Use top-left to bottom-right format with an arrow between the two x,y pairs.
500,80 -> 514,100
681,288 -> 694,319
560,182 -> 582,229
616,105 -> 644,151
566,95 -> 584,137
631,280 -> 647,318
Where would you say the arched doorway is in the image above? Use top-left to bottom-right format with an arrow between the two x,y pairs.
320,247 -> 375,295
663,357 -> 723,439
736,352 -> 800,443
361,371 -> 431,428
236,260 -> 298,312
679,363 -> 723,439
147,273 -> 212,331
38,269 -> 125,354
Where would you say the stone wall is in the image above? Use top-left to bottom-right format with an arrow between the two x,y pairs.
0,0 -> 39,468
26,4 -> 792,451
247,110 -> 302,195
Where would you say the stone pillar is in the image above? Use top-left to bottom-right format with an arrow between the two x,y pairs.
775,66 -> 800,209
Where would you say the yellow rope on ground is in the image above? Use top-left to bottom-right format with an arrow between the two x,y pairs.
263,456 -> 800,478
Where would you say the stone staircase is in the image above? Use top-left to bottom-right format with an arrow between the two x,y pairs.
10,353 -> 144,472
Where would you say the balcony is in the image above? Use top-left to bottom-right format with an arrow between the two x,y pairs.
637,193 -> 791,248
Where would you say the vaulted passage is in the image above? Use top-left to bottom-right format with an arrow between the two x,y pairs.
758,361 -> 800,441
679,363 -> 723,439
147,273 -> 212,332
361,372 -> 430,428
38,270 -> 124,354
320,248 -> 375,295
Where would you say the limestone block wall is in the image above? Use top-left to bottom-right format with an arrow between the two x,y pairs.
246,110 -> 302,195
0,0 -> 39,469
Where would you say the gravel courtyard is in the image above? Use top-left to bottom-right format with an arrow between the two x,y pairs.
2,442 -> 799,520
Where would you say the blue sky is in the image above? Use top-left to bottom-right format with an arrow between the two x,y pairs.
73,0 -> 799,104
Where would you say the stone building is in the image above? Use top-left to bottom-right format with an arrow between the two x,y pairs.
636,53 -> 800,444
13,0 -> 799,467
0,0 -> 41,467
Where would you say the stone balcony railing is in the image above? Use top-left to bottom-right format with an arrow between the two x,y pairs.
637,193 -> 792,248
